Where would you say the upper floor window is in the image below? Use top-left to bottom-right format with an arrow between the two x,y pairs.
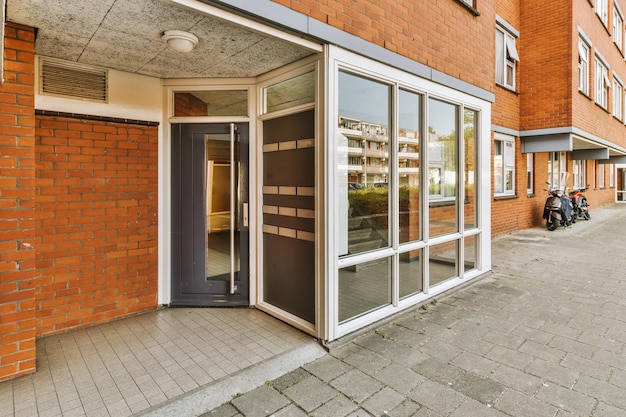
496,25 -> 519,90
595,58 -> 610,109
614,4 -> 624,50
578,38 -> 590,95
494,134 -> 515,196
597,0 -> 609,26
613,77 -> 623,119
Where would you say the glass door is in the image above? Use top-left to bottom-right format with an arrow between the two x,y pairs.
171,123 -> 249,306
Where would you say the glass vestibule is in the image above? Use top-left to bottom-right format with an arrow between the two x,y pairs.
330,46 -> 489,339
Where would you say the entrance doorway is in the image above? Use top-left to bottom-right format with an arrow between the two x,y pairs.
171,123 -> 249,306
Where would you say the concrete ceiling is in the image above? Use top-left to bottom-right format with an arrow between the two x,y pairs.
6,0 -> 317,79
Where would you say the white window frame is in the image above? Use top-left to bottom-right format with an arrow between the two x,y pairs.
526,153 -> 534,195
599,162 -> 606,188
578,38 -> 590,95
595,57 -> 610,109
614,4 -> 624,50
548,152 -> 567,190
494,133 -> 515,196
496,25 -> 519,90
614,76 -> 623,120
327,45 -> 492,341
597,0 -> 609,26
610,163 -> 615,187
573,159 -> 587,189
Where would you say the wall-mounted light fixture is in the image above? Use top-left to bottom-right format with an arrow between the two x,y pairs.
162,30 -> 198,53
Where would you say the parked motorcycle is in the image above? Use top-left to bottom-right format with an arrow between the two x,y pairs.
543,182 -> 575,231
569,186 -> 591,221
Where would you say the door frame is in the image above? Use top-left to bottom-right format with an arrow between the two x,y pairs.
159,81 -> 258,306
170,122 -> 250,306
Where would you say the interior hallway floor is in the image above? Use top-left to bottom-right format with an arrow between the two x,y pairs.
0,308 -> 315,417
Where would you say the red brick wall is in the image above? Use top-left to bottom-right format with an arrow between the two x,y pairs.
34,115 -> 159,336
272,0 -> 497,93
0,23 -> 37,382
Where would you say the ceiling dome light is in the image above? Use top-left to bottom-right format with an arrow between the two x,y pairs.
162,30 -> 199,53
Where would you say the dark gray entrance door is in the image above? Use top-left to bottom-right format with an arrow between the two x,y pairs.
171,123 -> 249,306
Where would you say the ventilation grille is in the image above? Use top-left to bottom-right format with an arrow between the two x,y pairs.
40,59 -> 108,102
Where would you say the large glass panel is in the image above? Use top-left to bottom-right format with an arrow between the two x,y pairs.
264,71 -> 315,114
463,235 -> 476,273
429,241 -> 458,288
174,90 -> 248,117
338,257 -> 391,323
428,98 -> 458,237
337,71 -> 391,256
399,249 -> 423,299
464,108 -> 477,230
398,89 -> 421,243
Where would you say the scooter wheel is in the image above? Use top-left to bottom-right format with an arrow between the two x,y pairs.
547,220 -> 558,231
583,211 -> 590,220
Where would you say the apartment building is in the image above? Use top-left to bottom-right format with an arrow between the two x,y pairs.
0,0 -> 622,382
492,0 -> 626,235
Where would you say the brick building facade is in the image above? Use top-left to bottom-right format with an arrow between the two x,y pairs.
2,0 -> 625,382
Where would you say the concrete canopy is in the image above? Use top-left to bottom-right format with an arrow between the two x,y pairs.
5,0 -> 319,79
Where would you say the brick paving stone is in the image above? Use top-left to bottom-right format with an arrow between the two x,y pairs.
560,353 -> 612,381
272,404 -> 307,417
449,371 -> 506,406
361,387 -> 405,416
303,356 -> 352,382
535,382 -> 597,415
408,380 -> 467,416
449,399 -> 511,417
489,364 -> 543,396
373,363 -> 425,395
449,351 -> 499,377
272,368 -> 310,392
308,394 -> 357,417
387,399 -> 422,417
355,332 -> 398,354
493,389 -> 558,417
525,358 -> 580,388
230,385 -> 289,417
412,358 -> 464,385
282,375 -> 339,413
329,369 -> 384,404
380,344 -> 430,368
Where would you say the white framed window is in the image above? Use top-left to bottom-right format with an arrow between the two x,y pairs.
461,0 -> 475,7
595,58 -> 610,109
526,153 -> 534,195
494,134 -> 515,196
599,162 -> 606,188
496,25 -> 519,90
597,0 -> 609,26
610,163 -> 615,186
573,159 -> 587,189
614,77 -> 623,119
614,4 -> 624,50
548,152 -> 567,190
578,38 -> 590,95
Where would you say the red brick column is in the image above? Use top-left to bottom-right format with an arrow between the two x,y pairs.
0,23 -> 37,381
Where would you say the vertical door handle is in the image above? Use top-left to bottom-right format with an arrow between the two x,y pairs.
243,203 -> 249,227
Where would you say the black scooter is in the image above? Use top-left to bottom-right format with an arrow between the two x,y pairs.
542,182 -> 574,231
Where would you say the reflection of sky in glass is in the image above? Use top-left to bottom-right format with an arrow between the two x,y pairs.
339,71 -> 390,125
399,89 -> 419,131
429,98 -> 457,136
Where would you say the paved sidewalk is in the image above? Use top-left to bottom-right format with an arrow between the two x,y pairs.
195,204 -> 626,417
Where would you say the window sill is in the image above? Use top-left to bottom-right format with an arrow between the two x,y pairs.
496,83 -> 520,95
454,0 -> 480,16
578,90 -> 592,100
594,102 -> 610,113
527,193 -> 536,198
494,194 -> 518,201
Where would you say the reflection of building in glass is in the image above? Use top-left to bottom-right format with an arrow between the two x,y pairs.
339,116 -> 419,187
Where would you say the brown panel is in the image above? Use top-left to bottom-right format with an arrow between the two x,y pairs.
262,214 -> 315,232
263,110 -> 315,144
263,194 -> 315,209
263,234 -> 315,323
264,148 -> 314,187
